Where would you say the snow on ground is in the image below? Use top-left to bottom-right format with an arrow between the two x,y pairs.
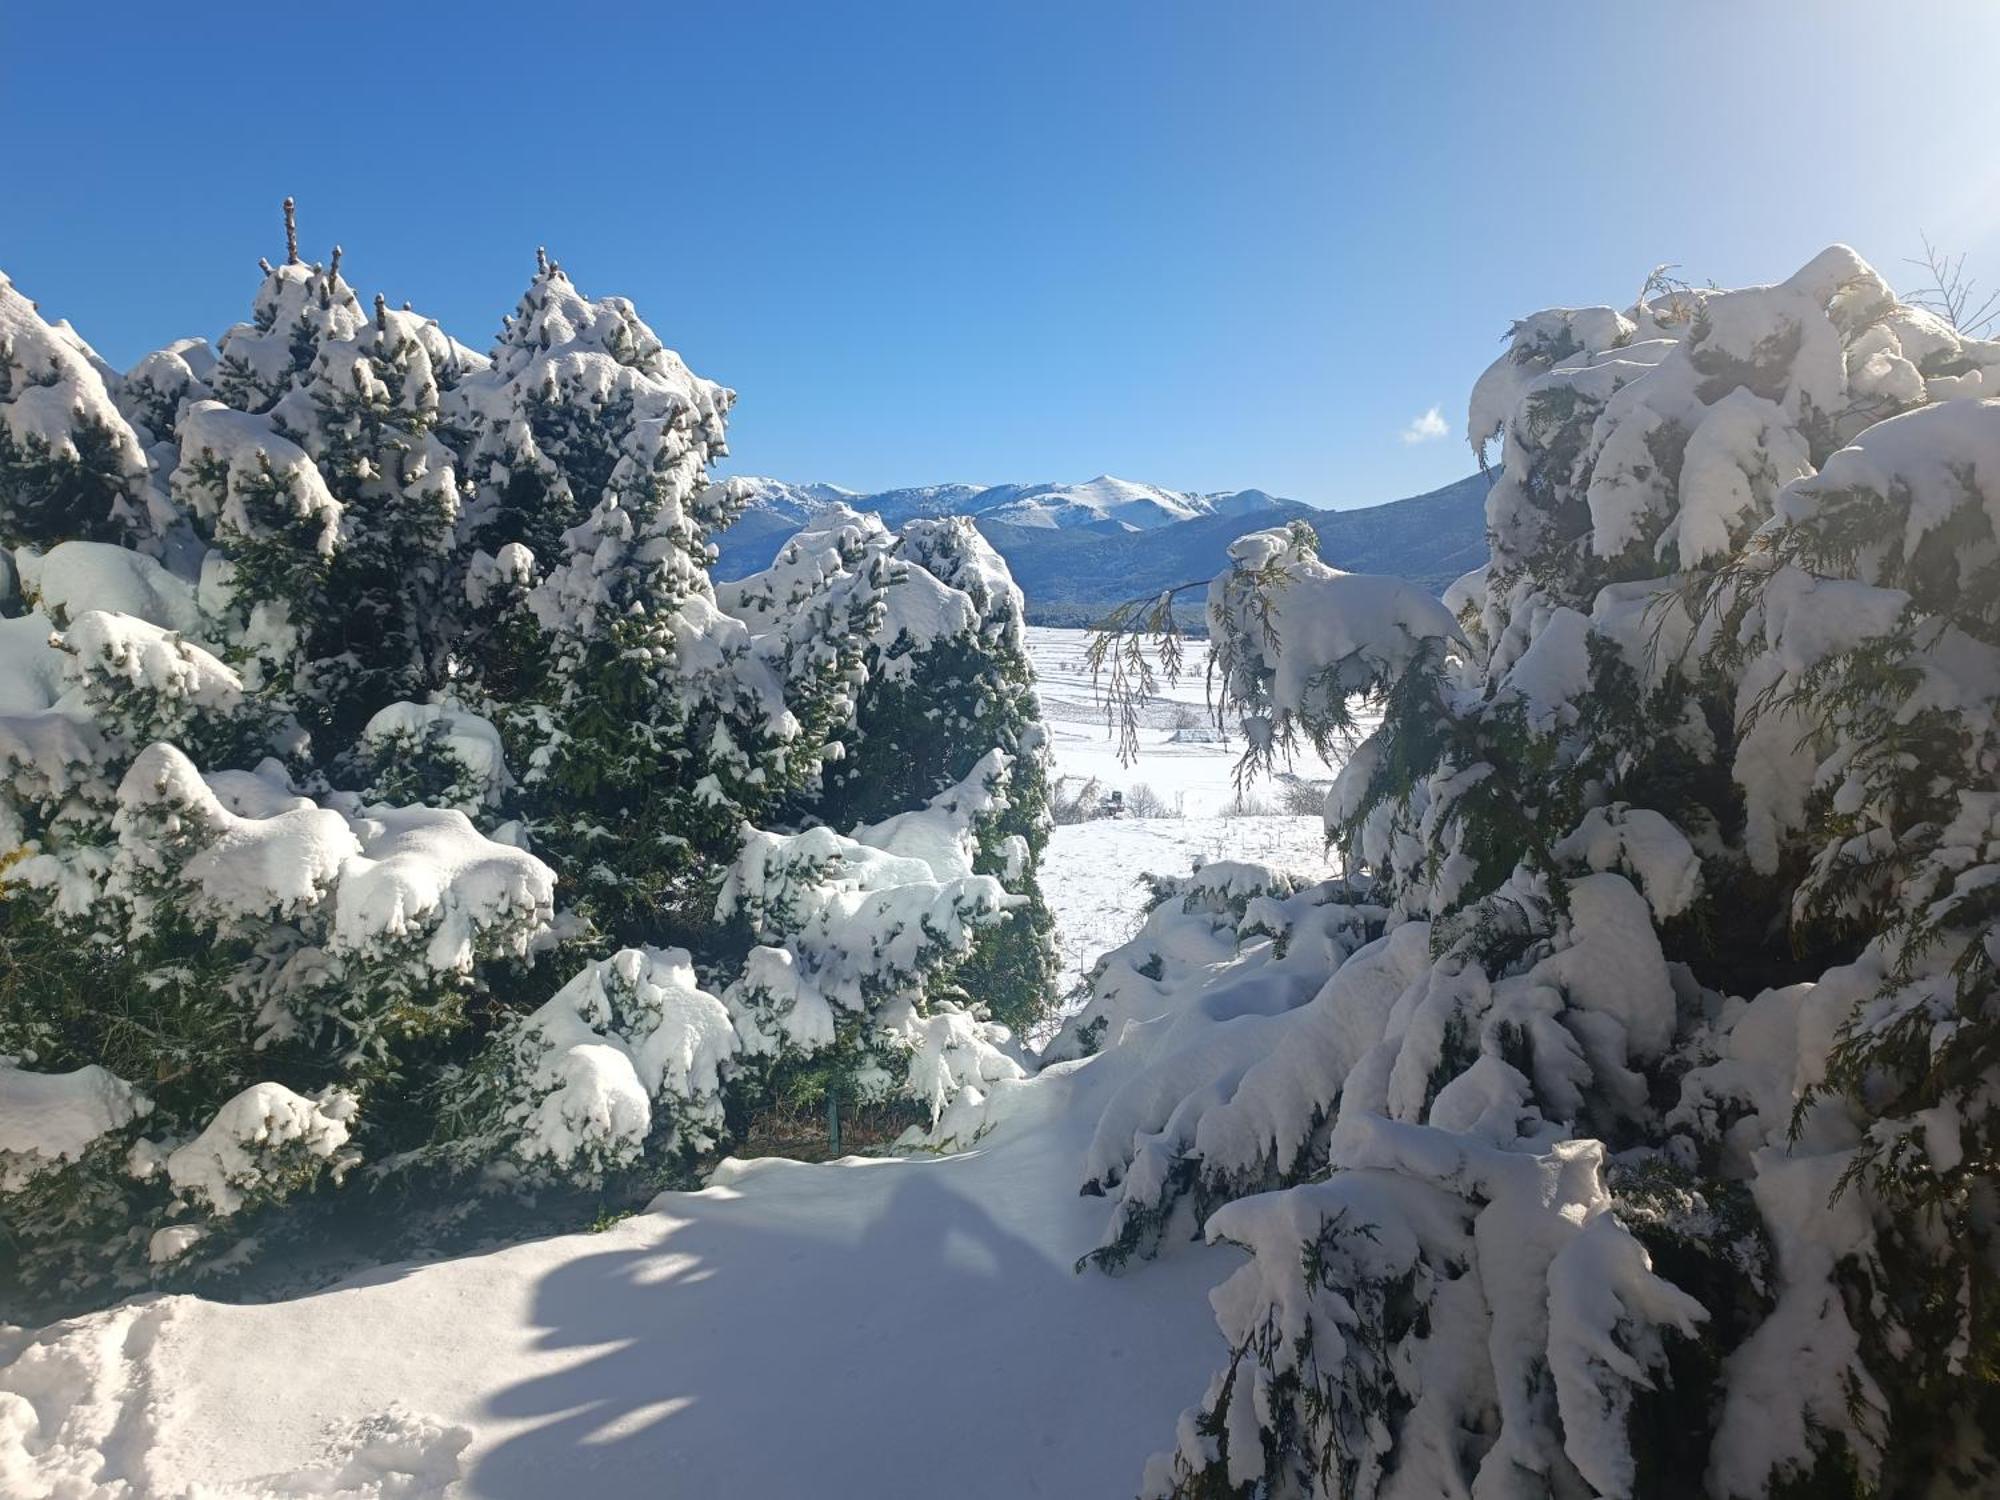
1,1048 -> 1232,1499
1041,816 -> 1333,1006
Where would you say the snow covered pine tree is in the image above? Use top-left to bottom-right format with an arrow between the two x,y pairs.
1069,247 -> 2000,1498
0,206 -> 1053,1309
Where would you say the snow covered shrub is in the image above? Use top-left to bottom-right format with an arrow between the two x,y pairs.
0,208 -> 1053,1308
1274,776 -> 1332,817
714,506 -> 1057,1036
1089,247 -> 2000,1497
446,945 -> 739,1177
0,275 -> 155,550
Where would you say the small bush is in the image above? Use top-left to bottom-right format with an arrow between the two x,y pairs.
1052,776 -> 1106,824
1276,775 -> 1332,816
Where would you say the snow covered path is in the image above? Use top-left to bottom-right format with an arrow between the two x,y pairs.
2,1048 -> 1235,1499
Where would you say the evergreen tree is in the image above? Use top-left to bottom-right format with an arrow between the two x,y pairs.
445,254 -> 797,948
209,200 -> 366,416
1073,247 -> 2000,1499
272,293 -> 478,746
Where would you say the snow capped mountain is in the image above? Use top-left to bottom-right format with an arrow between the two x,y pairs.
724,477 -> 863,524
713,471 -> 1493,619
973,475 -> 1210,531
720,473 -> 1275,534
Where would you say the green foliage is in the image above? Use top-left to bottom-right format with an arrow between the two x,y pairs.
0,418 -> 141,548
1132,252 -> 2000,1496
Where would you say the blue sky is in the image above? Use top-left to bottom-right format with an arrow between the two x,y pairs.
8,2 -> 2000,508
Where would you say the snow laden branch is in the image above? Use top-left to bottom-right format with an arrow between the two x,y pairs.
1085,518 -> 1467,785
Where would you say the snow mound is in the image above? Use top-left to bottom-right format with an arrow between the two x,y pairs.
0,1061 -> 151,1192
0,1298 -> 468,1498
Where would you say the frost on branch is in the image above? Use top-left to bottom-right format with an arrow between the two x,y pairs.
1110,248 -> 2000,1497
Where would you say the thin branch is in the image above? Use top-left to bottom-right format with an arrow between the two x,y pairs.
1904,233 -> 1999,337
1084,580 -> 1209,765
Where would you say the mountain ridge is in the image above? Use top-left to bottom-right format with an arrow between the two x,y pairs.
713,471 -> 1491,625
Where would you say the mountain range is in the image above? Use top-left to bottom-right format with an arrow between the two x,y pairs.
712,471 -> 1491,626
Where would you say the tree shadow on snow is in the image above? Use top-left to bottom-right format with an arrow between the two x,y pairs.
467,1165 -> 1123,1499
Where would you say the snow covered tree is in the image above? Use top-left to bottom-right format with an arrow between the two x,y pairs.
0,274 -> 155,550
1073,246 -> 2000,1498
270,293 -> 482,745
164,206 -> 487,747
451,504 -> 1059,1181
0,214 -> 1055,1308
718,508 -> 1058,1035
444,254 -> 790,951
208,201 -> 366,416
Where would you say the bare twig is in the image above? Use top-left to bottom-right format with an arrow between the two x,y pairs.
1905,233 -> 2000,336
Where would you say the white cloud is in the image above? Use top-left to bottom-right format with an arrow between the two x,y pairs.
1401,405 -> 1449,444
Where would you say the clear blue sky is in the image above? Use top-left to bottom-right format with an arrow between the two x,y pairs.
7,2 -> 2000,508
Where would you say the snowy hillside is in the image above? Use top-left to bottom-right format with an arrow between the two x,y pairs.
983,473 -> 1490,623
728,473 -> 1242,533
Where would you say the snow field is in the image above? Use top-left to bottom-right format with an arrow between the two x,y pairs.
1026,624 -> 1366,819
1029,625 -> 1355,1019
